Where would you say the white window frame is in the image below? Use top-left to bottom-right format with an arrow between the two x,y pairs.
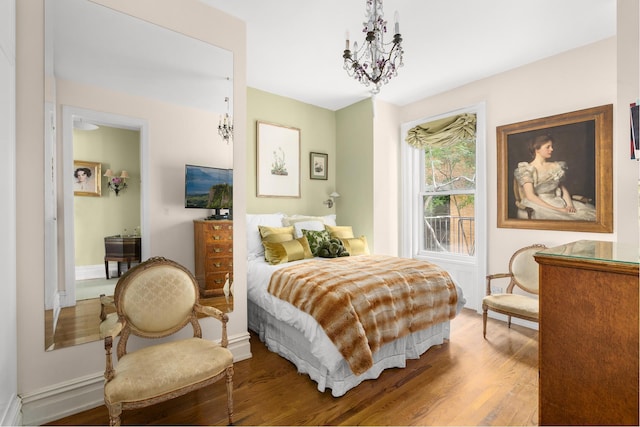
400,102 -> 487,311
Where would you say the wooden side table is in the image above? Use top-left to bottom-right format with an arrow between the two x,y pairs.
104,235 -> 142,279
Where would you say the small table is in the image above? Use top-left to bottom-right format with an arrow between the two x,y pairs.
104,235 -> 141,279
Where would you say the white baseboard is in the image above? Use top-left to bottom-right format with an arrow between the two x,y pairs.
75,264 -> 107,280
20,332 -> 252,425
0,393 -> 22,427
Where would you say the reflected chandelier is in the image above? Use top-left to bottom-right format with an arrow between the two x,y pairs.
218,96 -> 233,143
343,0 -> 404,94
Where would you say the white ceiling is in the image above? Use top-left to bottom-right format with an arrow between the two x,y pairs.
47,0 -> 233,113
201,0 -> 616,111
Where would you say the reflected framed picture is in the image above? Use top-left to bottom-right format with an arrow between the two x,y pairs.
310,152 -> 328,180
496,104 -> 613,233
256,121 -> 301,198
73,160 -> 101,197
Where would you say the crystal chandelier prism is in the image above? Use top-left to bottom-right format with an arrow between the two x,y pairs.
343,0 -> 404,94
218,96 -> 233,143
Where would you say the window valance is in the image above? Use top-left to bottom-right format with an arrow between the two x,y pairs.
406,113 -> 477,149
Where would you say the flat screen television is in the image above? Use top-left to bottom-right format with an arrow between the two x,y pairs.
185,164 -> 233,219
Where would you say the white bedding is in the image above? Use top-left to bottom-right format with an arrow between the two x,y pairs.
247,256 -> 466,396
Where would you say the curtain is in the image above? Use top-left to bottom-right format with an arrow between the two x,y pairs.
405,113 -> 476,149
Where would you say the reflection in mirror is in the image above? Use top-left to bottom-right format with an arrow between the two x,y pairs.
44,0 -> 233,351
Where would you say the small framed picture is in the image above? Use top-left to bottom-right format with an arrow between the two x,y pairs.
310,152 -> 328,180
73,160 -> 101,197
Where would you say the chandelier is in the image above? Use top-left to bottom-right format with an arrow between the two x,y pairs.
218,96 -> 233,143
343,0 -> 404,94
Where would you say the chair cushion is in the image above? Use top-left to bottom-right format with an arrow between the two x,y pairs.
482,294 -> 539,319
104,337 -> 233,404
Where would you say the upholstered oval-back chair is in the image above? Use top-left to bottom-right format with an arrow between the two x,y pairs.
482,244 -> 547,338
102,256 -> 234,426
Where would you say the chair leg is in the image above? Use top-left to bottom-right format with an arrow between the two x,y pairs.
226,366 -> 234,425
508,315 -> 512,329
107,402 -> 122,426
482,306 -> 488,339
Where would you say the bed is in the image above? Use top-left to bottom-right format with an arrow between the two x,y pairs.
246,213 -> 466,397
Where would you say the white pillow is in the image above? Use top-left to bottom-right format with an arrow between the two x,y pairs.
282,214 -> 337,227
246,213 -> 285,260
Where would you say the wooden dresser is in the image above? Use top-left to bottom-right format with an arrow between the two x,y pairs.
193,219 -> 233,297
534,240 -> 639,426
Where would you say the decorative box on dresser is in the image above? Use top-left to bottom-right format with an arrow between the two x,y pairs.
193,219 -> 233,297
534,240 -> 639,426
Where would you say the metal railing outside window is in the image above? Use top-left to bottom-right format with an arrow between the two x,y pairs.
424,216 -> 475,256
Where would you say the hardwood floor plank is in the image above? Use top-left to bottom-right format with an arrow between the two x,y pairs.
46,309 -> 538,426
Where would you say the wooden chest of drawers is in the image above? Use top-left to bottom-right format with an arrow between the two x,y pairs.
194,219 -> 233,297
535,240 -> 639,426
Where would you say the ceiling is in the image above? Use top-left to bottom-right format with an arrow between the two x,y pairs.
47,0 -> 233,113
200,0 -> 616,111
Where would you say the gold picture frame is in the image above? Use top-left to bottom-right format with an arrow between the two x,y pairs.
73,160 -> 101,197
497,104 -> 613,233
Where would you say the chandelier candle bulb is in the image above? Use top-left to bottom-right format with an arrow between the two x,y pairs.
394,11 -> 399,34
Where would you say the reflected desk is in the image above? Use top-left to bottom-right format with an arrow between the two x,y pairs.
104,235 -> 142,279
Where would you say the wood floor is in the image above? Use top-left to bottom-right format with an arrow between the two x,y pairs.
47,309 -> 539,426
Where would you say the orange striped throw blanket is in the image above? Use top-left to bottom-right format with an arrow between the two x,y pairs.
267,255 -> 458,376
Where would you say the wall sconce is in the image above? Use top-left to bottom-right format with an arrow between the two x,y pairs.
323,191 -> 340,208
104,169 -> 129,196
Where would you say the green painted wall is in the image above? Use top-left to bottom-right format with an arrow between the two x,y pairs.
73,126 -> 141,267
246,87 -> 338,216
335,99 -> 374,245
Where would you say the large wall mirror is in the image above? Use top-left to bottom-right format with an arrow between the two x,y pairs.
44,0 -> 234,351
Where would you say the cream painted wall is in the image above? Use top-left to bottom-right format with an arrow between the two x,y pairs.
16,1 -> 248,424
398,35 -> 637,283
246,87 -> 337,216
0,0 -> 18,425
372,99 -> 401,255
73,126 -> 140,267
335,99 -> 375,243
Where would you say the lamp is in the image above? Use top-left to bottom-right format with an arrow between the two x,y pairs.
218,96 -> 233,143
343,0 -> 403,94
323,192 -> 340,208
104,169 -> 129,196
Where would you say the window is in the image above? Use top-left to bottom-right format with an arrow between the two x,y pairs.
407,113 -> 477,256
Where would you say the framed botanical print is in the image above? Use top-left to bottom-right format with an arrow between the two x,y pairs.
256,121 -> 301,198
310,152 -> 328,180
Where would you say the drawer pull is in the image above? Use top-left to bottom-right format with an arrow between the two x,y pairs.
214,262 -> 222,267
213,235 -> 221,240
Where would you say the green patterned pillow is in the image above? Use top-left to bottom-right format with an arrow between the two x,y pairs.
301,229 -> 331,256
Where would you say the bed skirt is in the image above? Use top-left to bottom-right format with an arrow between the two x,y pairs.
248,299 -> 451,397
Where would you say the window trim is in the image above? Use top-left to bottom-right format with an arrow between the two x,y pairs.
400,102 -> 487,275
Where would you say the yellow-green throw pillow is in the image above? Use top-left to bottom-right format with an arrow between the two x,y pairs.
325,224 -> 354,239
263,236 -> 313,265
258,225 -> 295,244
341,236 -> 370,256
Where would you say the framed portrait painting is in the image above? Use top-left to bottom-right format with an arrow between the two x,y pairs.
497,104 -> 613,233
310,152 -> 328,180
73,160 -> 101,197
256,121 -> 301,198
